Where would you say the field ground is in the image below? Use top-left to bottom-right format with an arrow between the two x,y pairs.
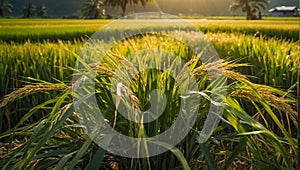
0,17 -> 298,169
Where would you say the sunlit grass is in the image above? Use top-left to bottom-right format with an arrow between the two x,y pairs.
0,19 -> 298,169
0,18 -> 298,42
209,32 -> 299,89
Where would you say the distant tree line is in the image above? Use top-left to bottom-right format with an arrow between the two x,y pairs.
80,0 -> 153,19
0,0 -> 13,17
0,0 -> 47,18
0,0 -> 270,20
23,0 -> 47,18
0,0 -> 154,19
80,0 -> 269,19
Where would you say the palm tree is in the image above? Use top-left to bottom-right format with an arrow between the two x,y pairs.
37,5 -> 47,18
230,0 -> 269,20
105,0 -> 153,17
0,0 -> 13,17
251,0 -> 269,19
23,0 -> 36,18
81,0 -> 103,19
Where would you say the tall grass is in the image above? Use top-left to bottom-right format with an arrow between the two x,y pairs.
209,33 -> 299,90
0,41 -> 80,131
210,33 -> 299,138
0,31 -> 298,169
1,33 -> 297,98
1,31 -> 297,133
0,40 -> 80,96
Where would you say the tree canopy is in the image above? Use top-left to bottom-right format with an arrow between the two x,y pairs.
230,0 -> 269,20
81,0 -> 104,19
0,0 -> 13,17
37,5 -> 47,18
23,0 -> 36,18
105,0 -> 153,17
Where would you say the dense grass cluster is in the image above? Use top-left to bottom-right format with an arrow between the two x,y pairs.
210,33 -> 299,89
0,18 -> 298,169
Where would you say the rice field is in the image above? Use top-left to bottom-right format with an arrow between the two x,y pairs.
0,18 -> 298,42
0,18 -> 298,169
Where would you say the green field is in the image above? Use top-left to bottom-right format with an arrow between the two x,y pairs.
0,18 -> 299,169
0,18 -> 298,42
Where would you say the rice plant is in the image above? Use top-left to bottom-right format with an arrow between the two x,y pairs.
209,32 -> 299,90
0,41 -> 80,131
0,30 -> 297,169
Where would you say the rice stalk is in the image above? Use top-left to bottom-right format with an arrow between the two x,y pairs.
0,84 -> 70,109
